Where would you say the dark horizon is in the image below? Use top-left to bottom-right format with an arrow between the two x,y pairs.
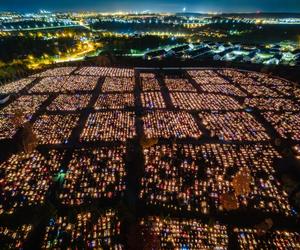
2,10 -> 300,15
1,0 -> 300,14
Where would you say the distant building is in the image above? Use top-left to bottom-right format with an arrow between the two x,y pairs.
270,44 -> 282,53
207,42 -> 219,49
265,54 -> 283,65
243,50 -> 258,62
143,49 -> 167,60
231,42 -> 242,50
217,43 -> 233,52
185,47 -> 211,59
213,48 -> 235,61
167,44 -> 191,57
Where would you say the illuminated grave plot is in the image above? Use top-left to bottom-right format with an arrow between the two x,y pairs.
187,69 -> 221,78
0,150 -> 65,214
102,77 -> 135,92
164,78 -> 197,92
239,84 -> 282,97
192,76 -> 230,85
42,210 -> 123,249
140,74 -> 161,91
142,111 -> 202,139
29,75 -> 98,93
0,95 -> 48,117
0,224 -> 33,249
76,66 -> 134,77
31,67 -> 76,77
235,228 -> 300,250
29,76 -> 69,93
170,92 -> 242,110
262,112 -> 300,141
141,92 -> 166,108
33,114 -> 79,144
244,98 -> 300,111
95,93 -> 135,110
59,147 -> 126,206
140,144 -> 291,216
47,94 -> 91,111
80,112 -> 136,142
199,84 -> 246,97
140,216 -> 228,250
0,78 -> 35,94
0,113 -> 25,139
200,111 -> 270,141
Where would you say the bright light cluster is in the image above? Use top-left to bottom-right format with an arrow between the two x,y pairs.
201,111 -> 270,141
244,97 -> 300,111
95,93 -> 135,110
47,94 -> 91,111
140,216 -> 228,249
0,113 -> 21,139
0,78 -> 35,94
0,150 -> 64,214
142,111 -> 202,139
80,112 -> 136,141
165,77 -> 196,92
263,112 -> 300,141
235,228 -> 300,249
59,147 -> 126,205
76,66 -> 134,77
199,84 -> 246,97
66,75 -> 99,92
193,76 -> 230,85
0,95 -> 47,139
249,73 -> 291,86
141,92 -> 166,108
29,76 -> 68,93
220,69 -> 246,80
239,84 -> 281,97
1,94 -> 47,115
274,85 -> 299,97
32,67 -> 76,77
0,225 -> 33,249
140,143 -> 291,215
141,75 -> 161,91
102,77 -> 134,92
29,76 -> 98,93
170,92 -> 242,110
187,69 -> 220,78
33,114 -> 79,144
42,210 -> 123,249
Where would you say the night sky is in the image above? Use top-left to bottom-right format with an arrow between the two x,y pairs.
1,0 -> 300,13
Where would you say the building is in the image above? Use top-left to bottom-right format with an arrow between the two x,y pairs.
167,44 -> 191,57
143,49 -> 167,60
185,47 -> 211,59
